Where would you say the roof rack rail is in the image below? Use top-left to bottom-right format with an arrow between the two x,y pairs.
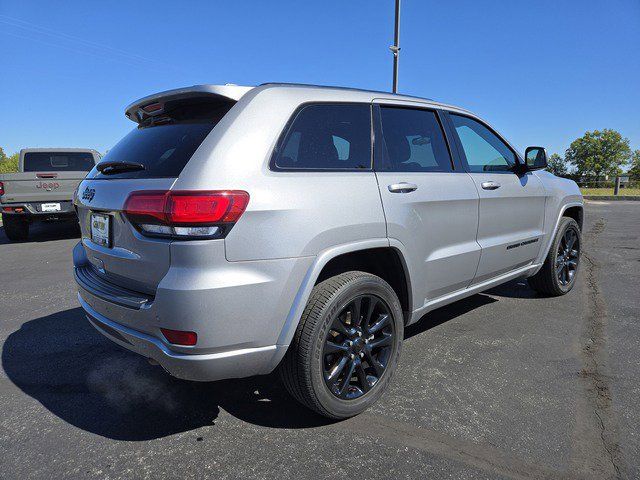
258,82 -> 433,101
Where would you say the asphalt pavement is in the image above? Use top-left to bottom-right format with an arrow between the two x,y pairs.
0,201 -> 638,479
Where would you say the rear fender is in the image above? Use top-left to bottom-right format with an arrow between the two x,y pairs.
269,238 -> 406,369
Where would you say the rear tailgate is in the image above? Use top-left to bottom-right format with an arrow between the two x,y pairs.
1,172 -> 87,203
76,177 -> 176,295
75,87 -> 246,295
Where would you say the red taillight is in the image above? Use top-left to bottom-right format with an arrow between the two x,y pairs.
123,191 -> 167,224
161,328 -> 197,346
123,190 -> 249,239
0,181 -> 4,196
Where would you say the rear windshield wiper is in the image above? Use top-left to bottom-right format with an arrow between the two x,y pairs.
96,161 -> 146,175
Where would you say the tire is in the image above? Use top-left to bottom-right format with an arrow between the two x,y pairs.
528,217 -> 581,296
2,214 -> 29,241
280,271 -> 404,419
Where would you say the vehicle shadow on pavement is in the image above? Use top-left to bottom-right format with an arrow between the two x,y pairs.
2,308 -> 332,441
3,284 -> 536,441
485,279 -> 542,299
0,222 -> 80,245
405,293 -> 498,339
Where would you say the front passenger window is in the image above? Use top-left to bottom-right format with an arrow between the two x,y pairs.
450,114 -> 516,173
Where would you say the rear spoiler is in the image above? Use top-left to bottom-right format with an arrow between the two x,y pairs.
124,84 -> 253,124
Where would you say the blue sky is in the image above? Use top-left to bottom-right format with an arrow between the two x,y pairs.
1,0 -> 639,158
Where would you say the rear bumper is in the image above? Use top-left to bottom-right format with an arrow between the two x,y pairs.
73,241 -> 314,382
2,200 -> 76,220
79,294 -> 283,382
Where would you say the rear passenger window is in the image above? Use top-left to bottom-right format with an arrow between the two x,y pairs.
376,107 -> 453,172
274,104 -> 371,170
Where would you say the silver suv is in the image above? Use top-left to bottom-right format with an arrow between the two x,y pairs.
73,83 -> 583,418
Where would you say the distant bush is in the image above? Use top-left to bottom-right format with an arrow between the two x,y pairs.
0,153 -> 19,174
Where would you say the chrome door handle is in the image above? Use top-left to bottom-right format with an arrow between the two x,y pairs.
388,182 -> 418,193
481,181 -> 501,190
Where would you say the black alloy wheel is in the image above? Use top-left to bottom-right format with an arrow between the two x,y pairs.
556,227 -> 580,286
322,295 -> 395,400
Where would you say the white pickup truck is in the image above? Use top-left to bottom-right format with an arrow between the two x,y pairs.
0,148 -> 100,241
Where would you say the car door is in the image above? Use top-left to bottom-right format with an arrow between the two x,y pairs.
445,112 -> 546,284
373,102 -> 481,310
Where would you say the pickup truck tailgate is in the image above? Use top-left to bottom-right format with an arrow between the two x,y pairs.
0,172 -> 88,203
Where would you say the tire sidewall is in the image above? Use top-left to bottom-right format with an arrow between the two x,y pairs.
550,218 -> 581,294
308,275 -> 403,418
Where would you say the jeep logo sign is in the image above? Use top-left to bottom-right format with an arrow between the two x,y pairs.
36,181 -> 60,191
82,187 -> 96,202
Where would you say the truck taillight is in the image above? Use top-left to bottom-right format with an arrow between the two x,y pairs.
123,190 -> 249,239
0,181 -> 4,196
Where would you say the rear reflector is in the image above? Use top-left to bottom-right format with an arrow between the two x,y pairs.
2,207 -> 24,213
123,190 -> 249,239
161,328 -> 197,346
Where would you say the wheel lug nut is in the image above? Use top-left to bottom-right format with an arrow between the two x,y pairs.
347,340 -> 353,347
357,331 -> 362,337
359,352 -> 364,358
350,354 -> 355,360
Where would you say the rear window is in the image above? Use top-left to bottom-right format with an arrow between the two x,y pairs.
273,103 -> 372,170
23,152 -> 95,172
87,99 -> 233,179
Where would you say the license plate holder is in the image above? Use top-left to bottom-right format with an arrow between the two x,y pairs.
41,202 -> 61,212
90,213 -> 111,248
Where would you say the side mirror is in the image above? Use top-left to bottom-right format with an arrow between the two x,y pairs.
524,146 -> 548,171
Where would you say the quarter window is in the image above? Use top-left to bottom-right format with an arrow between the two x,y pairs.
450,114 -> 516,173
274,104 -> 371,170
376,107 -> 453,172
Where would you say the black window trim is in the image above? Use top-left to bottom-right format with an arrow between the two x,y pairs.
269,101 -> 374,173
372,103 -> 459,173
443,110 -> 524,175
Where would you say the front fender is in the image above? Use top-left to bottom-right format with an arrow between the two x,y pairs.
533,200 -> 583,271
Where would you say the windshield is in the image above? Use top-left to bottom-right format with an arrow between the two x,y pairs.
87,99 -> 234,180
23,152 -> 95,172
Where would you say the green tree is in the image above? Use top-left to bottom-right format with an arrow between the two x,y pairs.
546,153 -> 568,176
0,147 -> 7,163
0,152 -> 19,174
565,129 -> 631,180
629,150 -> 640,180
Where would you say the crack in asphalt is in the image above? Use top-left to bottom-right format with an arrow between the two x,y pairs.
579,218 -> 626,479
344,414 -> 583,480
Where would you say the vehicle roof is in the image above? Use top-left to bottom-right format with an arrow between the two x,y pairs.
124,82 -> 473,121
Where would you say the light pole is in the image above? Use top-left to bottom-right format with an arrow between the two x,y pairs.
390,0 -> 401,93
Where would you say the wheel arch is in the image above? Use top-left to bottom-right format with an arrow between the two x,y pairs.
562,205 -> 584,230
532,201 -> 584,273
272,239 -> 412,368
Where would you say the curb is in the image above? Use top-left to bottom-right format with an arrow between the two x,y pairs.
583,196 -> 640,201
